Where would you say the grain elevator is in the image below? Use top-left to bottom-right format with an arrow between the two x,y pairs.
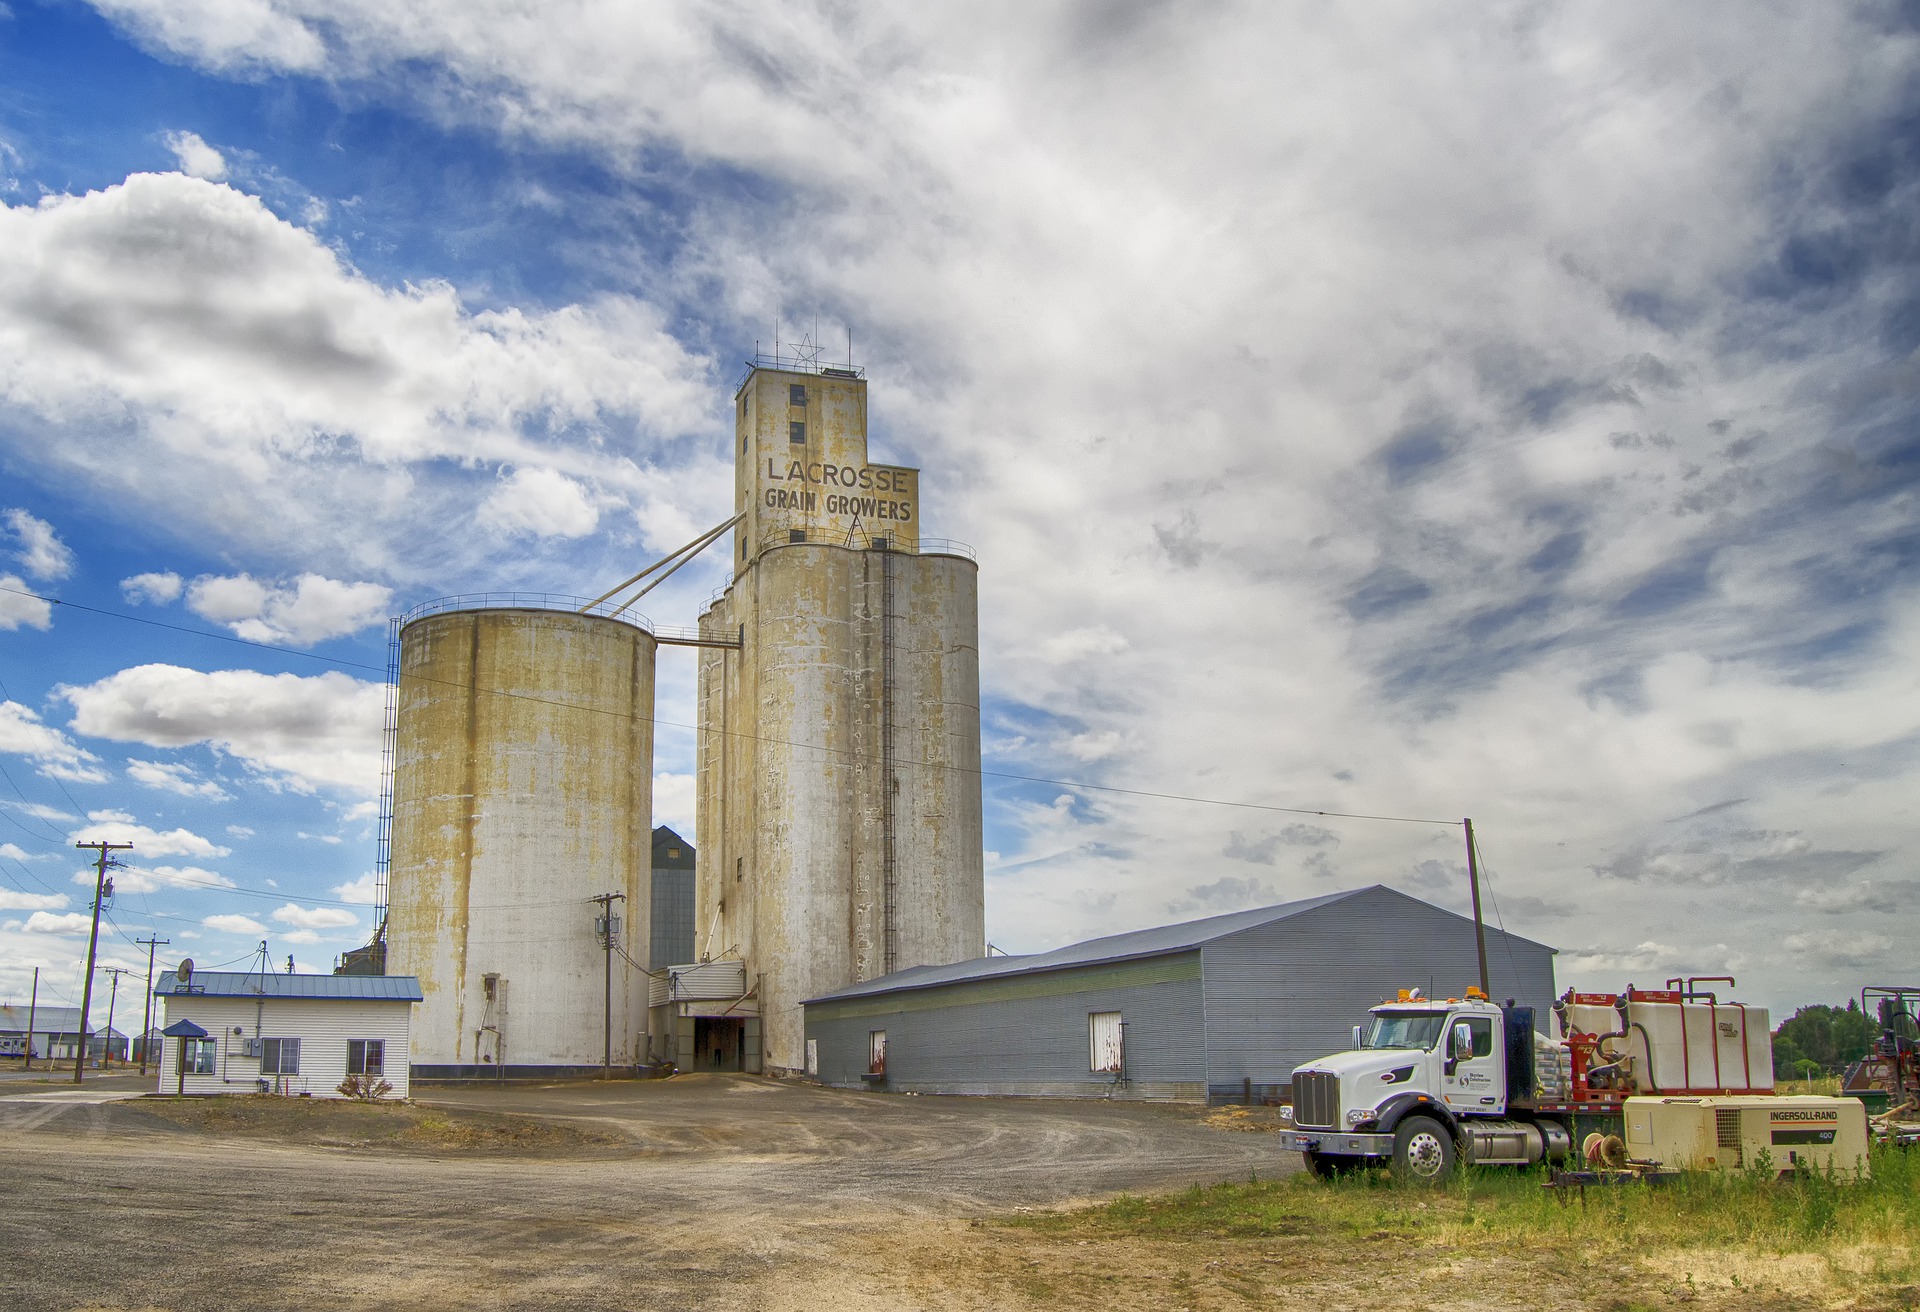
694,360 -> 985,1075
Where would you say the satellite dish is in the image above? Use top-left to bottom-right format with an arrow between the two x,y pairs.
175,958 -> 194,985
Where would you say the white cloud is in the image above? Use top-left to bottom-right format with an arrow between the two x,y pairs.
4,508 -> 72,580
89,863 -> 235,894
120,571 -> 184,605
22,911 -> 91,934
652,772 -> 693,837
1783,929 -> 1896,971
272,902 -> 357,930
0,574 -> 52,631
0,842 -> 37,861
476,466 -> 601,539
226,825 -> 255,838
126,758 -> 231,800
0,701 -> 108,784
3,801 -> 75,823
186,572 -> 391,645
0,890 -> 65,911
331,873 -> 380,904
0,171 -> 716,576
163,129 -> 228,181
202,913 -> 267,935
281,929 -> 321,944
296,831 -> 341,844
91,0 -> 328,74
59,664 -> 384,795
68,811 -> 230,858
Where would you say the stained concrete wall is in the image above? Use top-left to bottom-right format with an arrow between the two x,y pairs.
697,366 -> 984,1075
388,607 -> 654,1072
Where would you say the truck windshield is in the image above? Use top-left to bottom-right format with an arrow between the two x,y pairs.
1364,1011 -> 1449,1050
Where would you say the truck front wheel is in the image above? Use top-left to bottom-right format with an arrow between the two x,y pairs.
1391,1116 -> 1455,1184
1303,1150 -> 1356,1179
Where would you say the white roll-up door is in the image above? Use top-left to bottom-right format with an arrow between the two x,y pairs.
1089,1011 -> 1123,1074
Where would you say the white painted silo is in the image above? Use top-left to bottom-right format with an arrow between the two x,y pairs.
387,602 -> 655,1076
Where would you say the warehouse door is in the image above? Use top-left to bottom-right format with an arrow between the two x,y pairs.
1089,1012 -> 1124,1074
694,1018 -> 744,1071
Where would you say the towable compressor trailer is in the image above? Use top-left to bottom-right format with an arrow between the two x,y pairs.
1276,978 -> 1870,1183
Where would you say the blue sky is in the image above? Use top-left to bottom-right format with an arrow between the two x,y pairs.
2,1 -> 1918,1018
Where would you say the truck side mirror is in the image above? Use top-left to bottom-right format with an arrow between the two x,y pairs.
1352,1025 -> 1365,1050
1451,1023 -> 1474,1063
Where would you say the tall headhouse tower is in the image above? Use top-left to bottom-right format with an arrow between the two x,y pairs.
696,361 -> 985,1075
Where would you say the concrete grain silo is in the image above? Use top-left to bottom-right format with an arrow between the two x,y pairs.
387,601 -> 655,1077
693,361 -> 984,1076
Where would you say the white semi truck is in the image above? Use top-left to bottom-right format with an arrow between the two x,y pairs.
1274,978 -> 1865,1182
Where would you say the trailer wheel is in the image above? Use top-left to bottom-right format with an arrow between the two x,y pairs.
1391,1116 -> 1455,1184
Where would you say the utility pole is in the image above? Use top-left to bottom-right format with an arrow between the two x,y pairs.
23,967 -> 37,1071
1463,818 -> 1490,999
102,968 -> 131,1068
588,892 -> 625,1078
72,841 -> 131,1084
136,936 -> 168,1076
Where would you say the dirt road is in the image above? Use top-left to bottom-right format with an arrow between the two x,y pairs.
0,1075 -> 1290,1311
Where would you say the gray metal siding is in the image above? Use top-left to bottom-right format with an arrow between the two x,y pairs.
649,866 -> 695,970
806,952 -> 1205,1095
1200,886 -> 1556,1091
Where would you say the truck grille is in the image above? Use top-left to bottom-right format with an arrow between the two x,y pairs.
1293,1070 -> 1340,1129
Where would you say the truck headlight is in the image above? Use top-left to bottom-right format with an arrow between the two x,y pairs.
1346,1108 -> 1373,1126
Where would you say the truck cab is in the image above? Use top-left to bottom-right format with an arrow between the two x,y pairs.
1278,987 -> 1567,1181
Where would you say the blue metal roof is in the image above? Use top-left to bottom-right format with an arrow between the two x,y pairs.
154,972 -> 423,1002
805,885 -> 1555,1004
161,1019 -> 208,1038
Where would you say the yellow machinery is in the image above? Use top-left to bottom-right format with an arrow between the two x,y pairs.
1623,1095 -> 1872,1176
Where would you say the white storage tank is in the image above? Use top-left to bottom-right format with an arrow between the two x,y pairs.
1555,987 -> 1772,1095
387,600 -> 655,1077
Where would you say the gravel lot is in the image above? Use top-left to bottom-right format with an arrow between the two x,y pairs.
0,1073 -> 1293,1311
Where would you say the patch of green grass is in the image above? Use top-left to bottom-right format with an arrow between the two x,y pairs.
1015,1143 -> 1920,1267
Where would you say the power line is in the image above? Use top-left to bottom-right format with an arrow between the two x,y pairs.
0,581 -> 1461,829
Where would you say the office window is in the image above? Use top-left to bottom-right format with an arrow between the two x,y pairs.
261,1037 -> 301,1075
789,421 -> 806,444
184,1038 -> 216,1074
789,383 -> 807,405
347,1039 -> 384,1076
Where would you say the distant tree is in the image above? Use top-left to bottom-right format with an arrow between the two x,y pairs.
1776,1006 -> 1840,1070
1832,1008 -> 1875,1065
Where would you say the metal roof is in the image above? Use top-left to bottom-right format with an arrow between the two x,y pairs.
805,885 -> 1556,1004
154,972 -> 423,1002
0,1005 -> 122,1036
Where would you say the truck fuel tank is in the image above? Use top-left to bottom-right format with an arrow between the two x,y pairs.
1463,1118 -> 1573,1166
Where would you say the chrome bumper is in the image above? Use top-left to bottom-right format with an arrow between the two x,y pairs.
1277,1128 -> 1394,1157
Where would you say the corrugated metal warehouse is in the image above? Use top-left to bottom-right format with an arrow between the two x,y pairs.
802,886 -> 1554,1102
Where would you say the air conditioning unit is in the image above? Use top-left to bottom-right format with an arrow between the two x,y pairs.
240,1037 -> 262,1058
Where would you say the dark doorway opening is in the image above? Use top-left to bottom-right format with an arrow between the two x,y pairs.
694,1018 -> 744,1072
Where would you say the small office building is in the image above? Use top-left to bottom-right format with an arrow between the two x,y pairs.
154,971 -> 422,1098
803,885 -> 1556,1102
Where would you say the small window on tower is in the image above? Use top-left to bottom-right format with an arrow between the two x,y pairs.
790,421 -> 806,444
789,384 -> 807,406
789,529 -> 807,543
